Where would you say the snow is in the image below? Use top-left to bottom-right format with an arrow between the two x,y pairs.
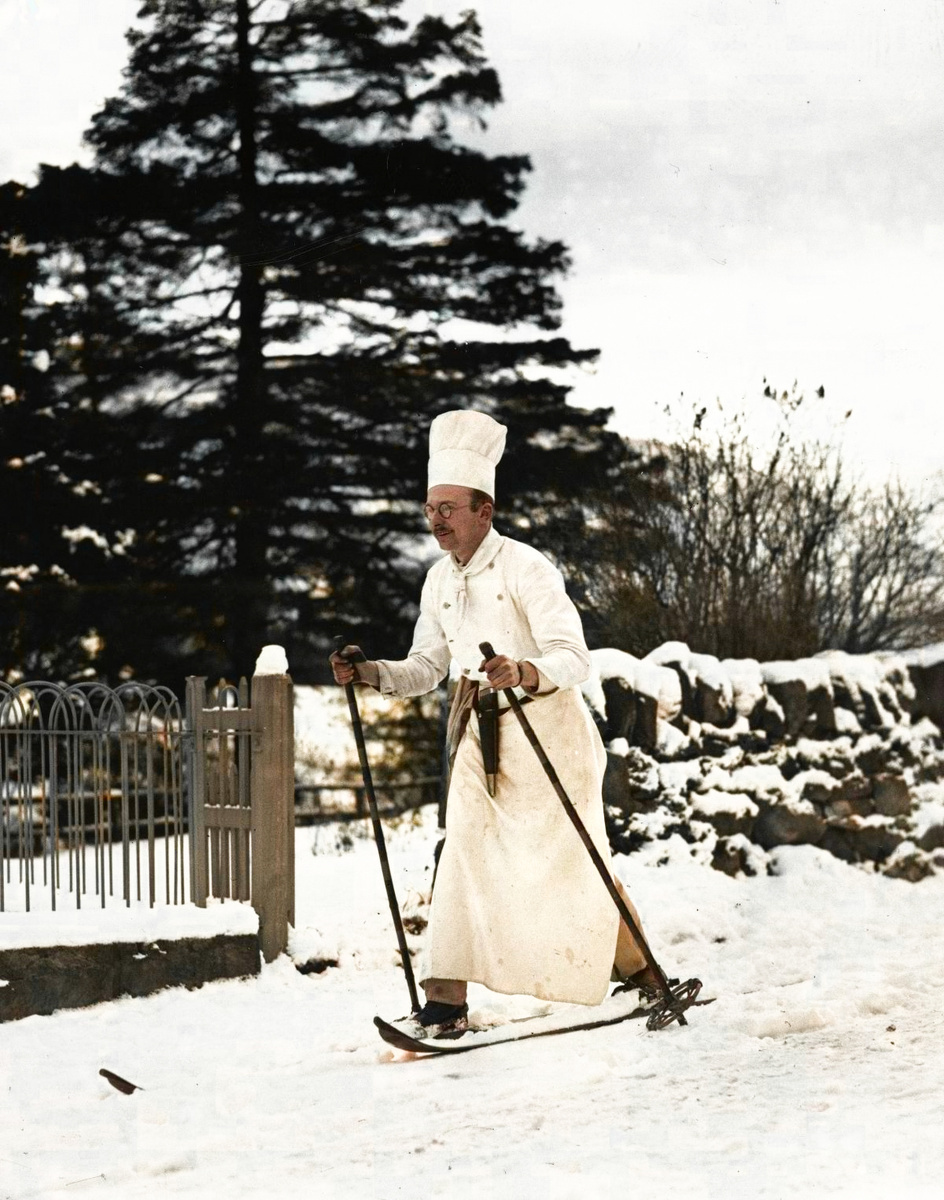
909,794 -> 944,841
658,761 -> 703,792
645,640 -> 692,668
901,643 -> 944,669
253,644 -> 289,675
655,719 -> 688,757
591,647 -> 641,689
689,652 -> 733,703
590,648 -> 681,718
793,735 -> 851,763
817,650 -> 899,725
722,656 -> 766,717
761,657 -> 832,692
293,683 -> 395,788
0,897 -> 257,951
701,763 -> 786,797
293,683 -> 443,793
580,662 -> 607,720
640,662 -> 682,719
692,789 -> 758,819
3,809 -> 944,1197
834,706 -> 862,734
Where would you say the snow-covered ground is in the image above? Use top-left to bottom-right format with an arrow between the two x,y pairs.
3,808 -> 944,1199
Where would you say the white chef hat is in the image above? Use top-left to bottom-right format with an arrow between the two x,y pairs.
427,410 -> 507,500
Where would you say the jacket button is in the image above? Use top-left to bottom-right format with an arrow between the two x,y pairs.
497,594 -> 503,600
443,602 -> 450,608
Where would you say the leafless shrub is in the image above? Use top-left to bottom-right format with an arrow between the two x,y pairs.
593,386 -> 944,659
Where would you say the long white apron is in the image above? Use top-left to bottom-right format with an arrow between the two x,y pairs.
420,686 -> 620,1006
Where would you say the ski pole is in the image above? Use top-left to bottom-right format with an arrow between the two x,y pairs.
334,637 -> 420,1013
479,642 -> 697,1029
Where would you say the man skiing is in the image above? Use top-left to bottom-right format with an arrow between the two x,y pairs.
330,409 -> 658,1035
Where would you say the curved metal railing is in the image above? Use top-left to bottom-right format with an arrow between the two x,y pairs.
0,681 -> 188,913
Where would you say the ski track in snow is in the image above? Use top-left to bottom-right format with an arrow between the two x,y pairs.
2,811 -> 944,1199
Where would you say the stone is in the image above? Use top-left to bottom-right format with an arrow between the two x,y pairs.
881,658 -> 916,715
764,678 -> 808,740
854,822 -> 902,863
633,692 -> 659,754
830,670 -> 887,729
712,837 -> 761,877
841,774 -> 874,809
753,800 -> 825,850
753,694 -> 786,741
830,675 -> 858,719
883,849 -> 935,883
735,729 -> 770,754
859,687 -> 888,729
855,741 -> 889,777
806,683 -> 837,737
601,676 -> 637,743
691,792 -> 757,839
824,799 -> 854,820
602,750 -> 661,814
819,826 -> 857,862
877,681 -> 905,725
871,775 -> 911,818
918,824 -> 944,852
822,817 -> 901,864
0,933 -> 260,1024
802,772 -> 874,817
694,677 -> 732,727
908,659 -> 944,732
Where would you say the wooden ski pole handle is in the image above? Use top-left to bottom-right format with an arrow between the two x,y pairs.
333,635 -> 366,664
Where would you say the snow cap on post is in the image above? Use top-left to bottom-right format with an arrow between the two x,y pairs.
254,644 -> 289,675
428,410 -> 506,501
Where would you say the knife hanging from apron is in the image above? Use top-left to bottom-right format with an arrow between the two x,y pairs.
476,685 -> 500,795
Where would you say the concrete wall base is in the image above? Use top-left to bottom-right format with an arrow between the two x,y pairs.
0,933 -> 261,1023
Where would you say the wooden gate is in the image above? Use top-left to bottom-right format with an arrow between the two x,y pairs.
186,672 -> 294,962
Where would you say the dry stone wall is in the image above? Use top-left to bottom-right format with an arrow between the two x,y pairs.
585,643 -> 944,882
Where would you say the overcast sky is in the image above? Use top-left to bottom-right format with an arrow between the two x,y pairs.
4,0 -> 943,485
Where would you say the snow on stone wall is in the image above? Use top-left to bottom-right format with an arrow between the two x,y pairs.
596,642 -> 944,883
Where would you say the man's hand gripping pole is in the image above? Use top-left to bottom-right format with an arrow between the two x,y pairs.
479,642 -> 702,1031
334,637 -> 420,1013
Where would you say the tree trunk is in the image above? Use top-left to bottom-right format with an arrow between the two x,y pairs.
231,0 -> 269,675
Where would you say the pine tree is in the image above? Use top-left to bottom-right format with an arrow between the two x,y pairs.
17,0 -> 636,683
0,184 -> 122,679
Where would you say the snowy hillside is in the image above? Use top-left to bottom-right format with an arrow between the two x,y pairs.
3,809 -> 944,1199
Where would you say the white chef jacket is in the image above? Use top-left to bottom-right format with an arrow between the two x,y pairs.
375,527 -> 591,697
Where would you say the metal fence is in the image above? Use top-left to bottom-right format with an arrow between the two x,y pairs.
294,776 -> 443,824
0,680 -> 188,913
0,671 -> 439,959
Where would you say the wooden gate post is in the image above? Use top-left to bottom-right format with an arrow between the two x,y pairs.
250,671 -> 295,962
185,677 -> 209,908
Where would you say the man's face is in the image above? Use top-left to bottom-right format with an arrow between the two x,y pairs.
425,484 -> 492,562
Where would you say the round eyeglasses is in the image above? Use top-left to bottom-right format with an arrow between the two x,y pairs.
423,501 -> 470,521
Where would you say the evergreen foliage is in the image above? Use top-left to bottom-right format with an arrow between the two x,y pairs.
5,0 -> 649,685
0,185 -> 124,679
